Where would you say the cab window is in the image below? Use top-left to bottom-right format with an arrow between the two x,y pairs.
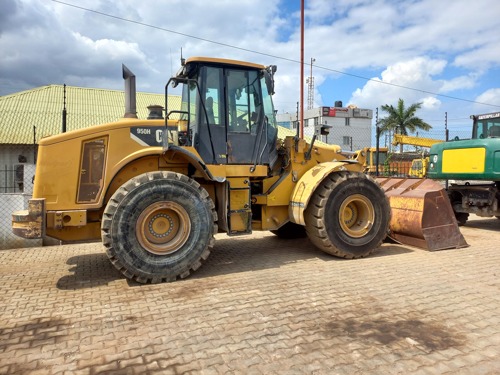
227,70 -> 258,133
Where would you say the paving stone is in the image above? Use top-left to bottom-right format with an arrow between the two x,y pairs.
0,217 -> 499,373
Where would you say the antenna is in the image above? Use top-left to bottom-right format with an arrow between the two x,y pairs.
307,58 -> 315,110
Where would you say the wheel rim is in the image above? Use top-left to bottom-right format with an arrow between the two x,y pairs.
136,201 -> 191,255
338,194 -> 375,238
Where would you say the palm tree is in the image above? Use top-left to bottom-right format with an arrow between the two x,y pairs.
378,98 -> 432,152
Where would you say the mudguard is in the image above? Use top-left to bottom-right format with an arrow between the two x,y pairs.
289,161 -> 360,225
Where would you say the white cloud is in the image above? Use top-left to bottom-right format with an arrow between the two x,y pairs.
454,42 -> 500,71
421,96 -> 441,111
475,89 -> 500,110
348,57 -> 446,109
439,75 -> 478,93
72,32 -> 149,66
1,0 -> 499,124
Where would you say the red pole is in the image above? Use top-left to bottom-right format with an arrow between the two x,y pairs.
300,0 -> 304,139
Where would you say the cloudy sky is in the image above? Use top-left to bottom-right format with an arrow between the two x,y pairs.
1,0 -> 500,135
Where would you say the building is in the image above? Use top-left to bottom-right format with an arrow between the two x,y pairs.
276,102 -> 373,151
0,85 -> 180,249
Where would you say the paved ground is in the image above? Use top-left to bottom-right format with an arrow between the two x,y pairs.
1,216 -> 499,375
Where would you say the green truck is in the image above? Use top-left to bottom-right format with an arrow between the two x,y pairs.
427,112 -> 500,225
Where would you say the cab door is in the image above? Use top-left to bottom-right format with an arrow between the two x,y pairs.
226,69 -> 262,164
194,66 -> 227,164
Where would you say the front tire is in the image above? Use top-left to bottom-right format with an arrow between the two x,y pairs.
101,171 -> 217,283
304,171 -> 390,258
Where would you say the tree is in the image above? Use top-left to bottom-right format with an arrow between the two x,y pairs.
378,98 -> 432,152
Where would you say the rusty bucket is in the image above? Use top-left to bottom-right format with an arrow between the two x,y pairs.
376,178 -> 468,251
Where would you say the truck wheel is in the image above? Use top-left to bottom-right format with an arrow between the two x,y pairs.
455,212 -> 469,226
270,222 -> 307,239
304,171 -> 390,258
101,171 -> 217,283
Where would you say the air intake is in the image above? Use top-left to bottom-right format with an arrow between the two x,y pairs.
147,105 -> 164,120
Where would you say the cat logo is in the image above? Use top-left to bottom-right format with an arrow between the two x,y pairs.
130,126 -> 163,146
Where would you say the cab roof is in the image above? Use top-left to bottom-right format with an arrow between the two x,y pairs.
185,56 -> 265,70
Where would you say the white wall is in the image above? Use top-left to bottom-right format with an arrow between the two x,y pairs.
277,106 -> 373,151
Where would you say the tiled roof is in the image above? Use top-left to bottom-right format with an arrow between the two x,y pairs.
0,85 -> 180,144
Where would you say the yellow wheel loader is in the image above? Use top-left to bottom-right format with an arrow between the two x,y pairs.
12,57 -> 465,283
352,146 -> 388,175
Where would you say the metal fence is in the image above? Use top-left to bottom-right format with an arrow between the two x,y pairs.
0,142 -> 39,249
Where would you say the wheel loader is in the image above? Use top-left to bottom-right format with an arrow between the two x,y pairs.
12,57 -> 465,283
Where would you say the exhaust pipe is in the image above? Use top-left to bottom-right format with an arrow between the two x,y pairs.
122,64 -> 137,119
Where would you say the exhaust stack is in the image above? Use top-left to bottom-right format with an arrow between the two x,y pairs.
122,64 -> 137,119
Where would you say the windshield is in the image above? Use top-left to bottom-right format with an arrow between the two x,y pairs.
367,150 -> 387,165
180,82 -> 197,125
412,160 -> 422,170
473,114 -> 500,138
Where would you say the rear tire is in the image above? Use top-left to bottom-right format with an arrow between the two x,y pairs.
304,171 -> 390,258
455,212 -> 469,226
101,171 -> 217,283
270,222 -> 307,239
450,194 -> 468,226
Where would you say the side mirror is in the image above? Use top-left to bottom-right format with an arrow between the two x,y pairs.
319,124 -> 332,136
264,65 -> 277,95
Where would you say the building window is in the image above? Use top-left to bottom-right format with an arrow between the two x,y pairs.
345,118 -> 350,126
343,136 -> 351,145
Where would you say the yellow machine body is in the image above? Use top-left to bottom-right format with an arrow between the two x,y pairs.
13,118 -> 355,241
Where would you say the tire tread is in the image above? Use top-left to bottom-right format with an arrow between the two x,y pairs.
101,171 -> 217,284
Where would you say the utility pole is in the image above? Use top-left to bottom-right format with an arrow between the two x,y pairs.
306,57 -> 315,110
299,0 -> 304,138
445,111 -> 449,141
375,107 -> 380,176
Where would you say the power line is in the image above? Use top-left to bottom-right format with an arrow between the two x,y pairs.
52,0 -> 500,109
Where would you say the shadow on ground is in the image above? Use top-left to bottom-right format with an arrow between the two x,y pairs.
191,234 -> 413,280
56,234 -> 413,288
462,217 -> 500,232
56,252 -> 123,290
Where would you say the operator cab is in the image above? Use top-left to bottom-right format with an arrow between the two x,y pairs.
165,57 -> 278,168
472,112 -> 500,139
